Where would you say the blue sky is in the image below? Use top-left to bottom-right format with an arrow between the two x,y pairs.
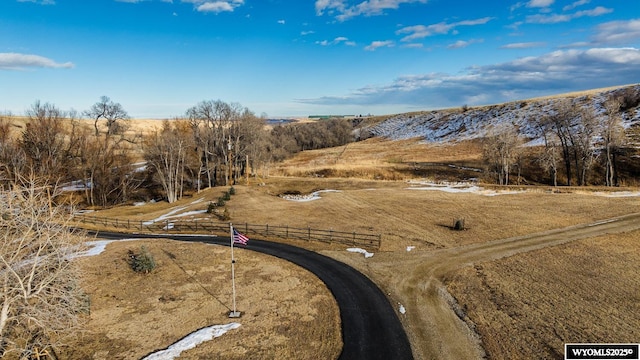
1,0 -> 639,118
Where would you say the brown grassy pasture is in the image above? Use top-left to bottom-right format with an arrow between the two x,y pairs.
61,239 -> 341,359
60,127 -> 640,359
85,171 -> 640,359
271,138 -> 484,181
447,230 -> 640,359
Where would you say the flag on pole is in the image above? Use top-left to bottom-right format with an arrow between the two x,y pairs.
233,228 -> 249,245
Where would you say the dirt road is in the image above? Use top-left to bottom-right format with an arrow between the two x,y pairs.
391,212 -> 640,360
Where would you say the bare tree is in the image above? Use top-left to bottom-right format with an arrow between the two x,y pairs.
573,106 -> 599,186
601,97 -> 626,186
144,120 -> 197,203
0,176 -> 86,359
0,115 -> 27,184
187,100 -> 260,188
482,123 -> 523,185
80,97 -> 139,206
546,100 -> 577,186
19,101 -> 72,181
84,96 -> 129,137
534,115 -> 560,186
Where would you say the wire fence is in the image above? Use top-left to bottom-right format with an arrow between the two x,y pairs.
72,214 -> 381,250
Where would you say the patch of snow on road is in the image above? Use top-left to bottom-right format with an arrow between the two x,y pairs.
406,246 -> 415,252
281,190 -> 341,202
190,198 -> 205,204
399,304 -> 406,314
142,323 -> 241,360
347,248 -> 374,258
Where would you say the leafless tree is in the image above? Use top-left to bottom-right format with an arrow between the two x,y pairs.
187,100 -> 264,188
144,120 -> 197,203
19,101 -> 75,182
601,97 -> 626,186
0,175 -> 86,359
80,97 -> 140,206
84,96 -> 129,138
573,106 -> 599,186
482,123 -> 523,185
535,120 -> 561,187
0,115 -> 26,184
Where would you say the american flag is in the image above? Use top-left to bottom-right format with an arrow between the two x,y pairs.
233,228 -> 249,245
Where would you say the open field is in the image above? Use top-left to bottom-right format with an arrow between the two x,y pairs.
59,132 -> 640,359
61,239 -> 341,359
86,166 -> 640,359
447,229 -> 640,359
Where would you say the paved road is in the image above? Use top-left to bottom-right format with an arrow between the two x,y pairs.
90,231 -> 414,360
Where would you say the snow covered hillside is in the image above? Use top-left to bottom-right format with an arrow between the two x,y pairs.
367,84 -> 640,144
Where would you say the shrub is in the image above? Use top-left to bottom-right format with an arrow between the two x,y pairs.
229,186 -> 236,195
222,191 -> 231,201
217,197 -> 226,207
207,202 -> 217,214
128,246 -> 156,274
221,207 -> 231,221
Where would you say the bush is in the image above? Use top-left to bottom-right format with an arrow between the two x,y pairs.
221,207 -> 231,221
207,202 -> 217,214
229,186 -> 236,195
217,197 -> 226,206
223,191 -> 231,201
128,246 -> 156,274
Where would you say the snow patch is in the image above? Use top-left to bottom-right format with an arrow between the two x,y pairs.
592,191 -> 640,198
281,190 -> 341,202
406,246 -> 415,252
347,248 -> 374,258
142,323 -> 241,360
407,180 -> 526,196
143,207 -> 207,225
399,304 -> 406,314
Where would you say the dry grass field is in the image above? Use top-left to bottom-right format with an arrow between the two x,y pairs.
60,239 -> 341,359
81,137 -> 640,360
447,230 -> 640,359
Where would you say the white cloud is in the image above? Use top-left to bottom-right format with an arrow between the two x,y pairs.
364,40 -> 394,51
17,0 -> 55,4
526,6 -> 612,24
278,19 -> 285,24
396,17 -> 493,42
563,0 -> 589,11
298,47 -> 640,109
447,39 -> 483,49
592,18 -> 640,45
182,0 -> 243,13
0,53 -> 74,71
316,0 -> 428,21
316,36 -> 356,46
500,42 -> 546,49
527,0 -> 554,8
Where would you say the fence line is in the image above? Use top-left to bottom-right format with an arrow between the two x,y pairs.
72,214 -> 381,250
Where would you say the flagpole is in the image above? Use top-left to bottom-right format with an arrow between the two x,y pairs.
229,223 -> 240,318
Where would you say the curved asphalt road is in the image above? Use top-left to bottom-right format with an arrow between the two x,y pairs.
90,231 -> 414,360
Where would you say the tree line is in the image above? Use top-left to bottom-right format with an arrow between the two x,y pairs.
0,97 -> 355,207
482,89 -> 639,186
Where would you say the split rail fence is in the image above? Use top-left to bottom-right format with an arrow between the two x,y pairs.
72,214 -> 381,250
